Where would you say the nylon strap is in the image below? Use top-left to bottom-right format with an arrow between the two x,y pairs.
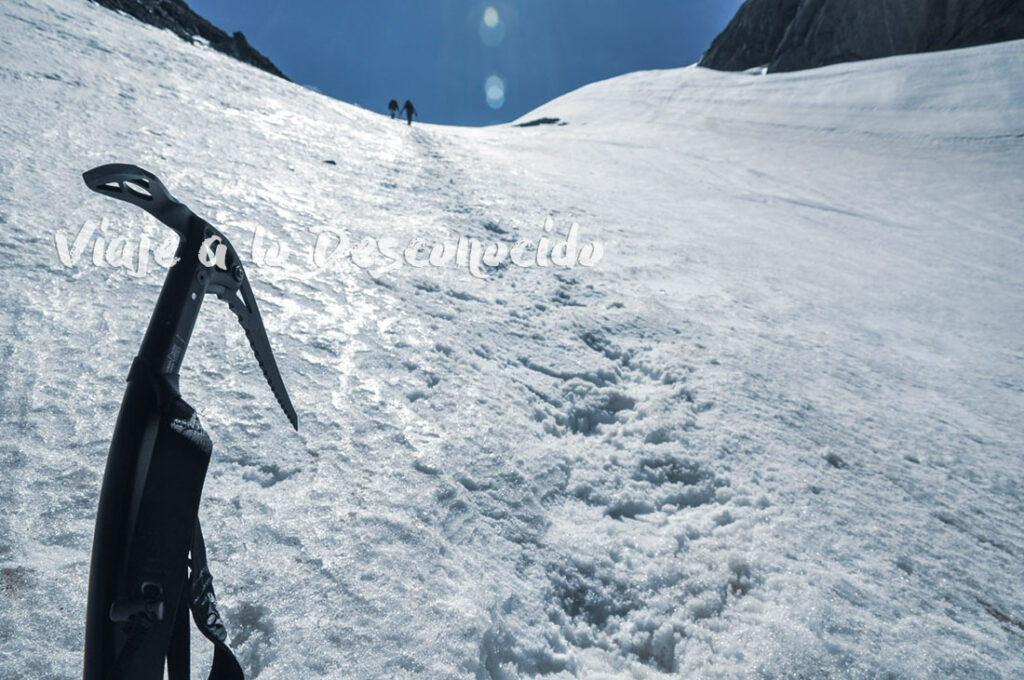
187,520 -> 245,680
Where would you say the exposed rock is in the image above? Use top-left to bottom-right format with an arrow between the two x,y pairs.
515,117 -> 563,128
89,0 -> 287,79
700,0 -> 803,72
700,0 -> 1024,73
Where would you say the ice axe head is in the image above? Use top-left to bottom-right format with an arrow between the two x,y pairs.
82,163 -> 298,430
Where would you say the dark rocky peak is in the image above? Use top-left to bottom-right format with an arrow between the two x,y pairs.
89,0 -> 288,80
700,0 -> 1024,73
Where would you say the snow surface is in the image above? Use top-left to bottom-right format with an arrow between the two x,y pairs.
2,0 -> 1024,678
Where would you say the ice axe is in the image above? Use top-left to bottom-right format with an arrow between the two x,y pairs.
80,164 -> 296,680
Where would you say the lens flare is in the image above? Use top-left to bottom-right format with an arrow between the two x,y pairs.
478,4 -> 505,46
485,74 -> 505,110
483,6 -> 499,28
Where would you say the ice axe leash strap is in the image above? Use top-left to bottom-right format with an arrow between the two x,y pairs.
80,165 -> 297,680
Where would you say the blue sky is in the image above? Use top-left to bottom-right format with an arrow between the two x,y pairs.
188,1 -> 743,126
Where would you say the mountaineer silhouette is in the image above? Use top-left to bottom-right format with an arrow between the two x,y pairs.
388,99 -> 398,119
401,100 -> 417,126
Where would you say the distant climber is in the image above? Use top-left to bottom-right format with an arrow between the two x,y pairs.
401,100 -> 417,126
388,99 -> 398,119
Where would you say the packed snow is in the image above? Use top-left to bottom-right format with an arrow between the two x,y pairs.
1,0 -> 1023,678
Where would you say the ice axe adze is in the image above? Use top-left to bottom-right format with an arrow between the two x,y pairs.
80,164 -> 297,680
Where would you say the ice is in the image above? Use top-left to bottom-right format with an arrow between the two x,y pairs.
1,0 -> 1023,678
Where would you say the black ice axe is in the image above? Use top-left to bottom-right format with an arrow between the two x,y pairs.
80,164 -> 297,680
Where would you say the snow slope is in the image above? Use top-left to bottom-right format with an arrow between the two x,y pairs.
1,0 -> 1023,677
